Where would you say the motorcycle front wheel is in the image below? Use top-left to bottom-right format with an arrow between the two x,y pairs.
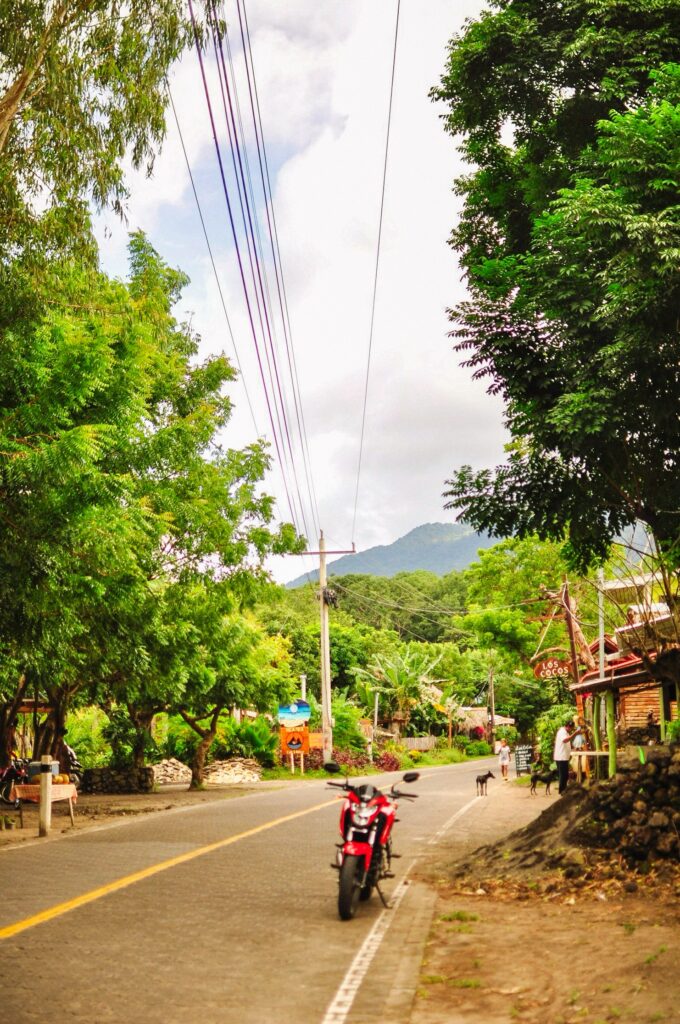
338,854 -> 363,920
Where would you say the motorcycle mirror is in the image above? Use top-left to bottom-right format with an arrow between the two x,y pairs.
324,761 -> 341,774
402,771 -> 420,783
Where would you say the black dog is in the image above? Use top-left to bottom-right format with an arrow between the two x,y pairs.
530,769 -> 558,795
476,770 -> 495,795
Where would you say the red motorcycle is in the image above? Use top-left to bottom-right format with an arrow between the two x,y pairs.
325,762 -> 419,920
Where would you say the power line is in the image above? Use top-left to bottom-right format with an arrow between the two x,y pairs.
351,0 -> 401,544
167,83 -> 259,435
237,0 -> 321,540
187,0 -> 301,533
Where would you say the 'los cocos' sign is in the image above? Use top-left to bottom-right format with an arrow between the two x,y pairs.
533,658 -> 572,680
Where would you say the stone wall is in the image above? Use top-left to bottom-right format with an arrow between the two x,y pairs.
81,766 -> 155,794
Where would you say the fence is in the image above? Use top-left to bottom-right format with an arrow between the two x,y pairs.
401,736 -> 437,752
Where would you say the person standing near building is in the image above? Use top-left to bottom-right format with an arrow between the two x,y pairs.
498,737 -> 512,781
553,719 -> 581,795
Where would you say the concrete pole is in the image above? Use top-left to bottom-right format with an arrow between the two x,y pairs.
488,667 -> 495,748
38,754 -> 52,837
319,532 -> 333,763
300,674 -> 307,701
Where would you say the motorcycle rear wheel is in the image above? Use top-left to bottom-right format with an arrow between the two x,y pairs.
0,779 -> 19,808
338,854 -> 363,920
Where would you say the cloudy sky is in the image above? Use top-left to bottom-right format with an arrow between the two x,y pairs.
95,0 -> 505,581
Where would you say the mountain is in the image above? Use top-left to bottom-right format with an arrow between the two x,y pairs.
285,522 -> 498,588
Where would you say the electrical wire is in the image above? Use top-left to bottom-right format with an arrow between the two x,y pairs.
167,83 -> 259,435
187,0 -> 301,532
237,0 -> 321,540
351,0 -> 401,545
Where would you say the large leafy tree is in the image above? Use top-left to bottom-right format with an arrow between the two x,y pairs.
434,1 -> 680,576
0,0 -> 210,263
0,236 -> 298,764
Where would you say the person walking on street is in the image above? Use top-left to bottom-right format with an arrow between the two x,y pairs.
553,718 -> 581,795
498,737 -> 511,781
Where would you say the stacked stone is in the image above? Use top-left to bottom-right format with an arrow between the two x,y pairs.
81,766 -> 155,794
152,758 -> 192,785
203,758 -> 262,784
583,745 -> 680,861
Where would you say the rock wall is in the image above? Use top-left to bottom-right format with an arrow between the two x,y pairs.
577,744 -> 680,861
81,766 -> 155,794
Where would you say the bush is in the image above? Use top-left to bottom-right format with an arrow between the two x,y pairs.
66,707 -> 111,769
666,718 -> 680,743
302,747 -> 370,773
407,749 -> 422,762
466,740 -> 492,757
375,751 -> 400,772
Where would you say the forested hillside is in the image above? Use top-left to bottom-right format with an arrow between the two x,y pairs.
286,522 -> 497,587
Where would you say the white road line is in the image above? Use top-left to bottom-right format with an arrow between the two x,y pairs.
321,794 -> 481,1024
321,874 -> 412,1024
427,795 -> 481,845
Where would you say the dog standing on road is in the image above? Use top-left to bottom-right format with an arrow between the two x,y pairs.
476,770 -> 495,795
530,769 -> 558,795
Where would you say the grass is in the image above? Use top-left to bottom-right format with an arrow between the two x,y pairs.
439,910 -> 479,923
421,975 -> 446,985
447,978 -> 482,989
644,945 -> 667,966
621,922 -> 636,935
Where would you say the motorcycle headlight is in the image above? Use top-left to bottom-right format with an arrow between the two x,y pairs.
352,807 -> 373,827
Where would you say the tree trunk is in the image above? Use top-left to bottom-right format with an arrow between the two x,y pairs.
179,706 -> 223,789
0,1 -> 70,152
128,708 -> 156,769
0,674 -> 28,767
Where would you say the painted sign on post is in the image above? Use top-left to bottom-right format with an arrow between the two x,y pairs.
533,658 -> 572,680
278,701 -> 311,756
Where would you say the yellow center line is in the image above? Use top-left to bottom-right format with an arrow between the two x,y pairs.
0,796 -> 337,940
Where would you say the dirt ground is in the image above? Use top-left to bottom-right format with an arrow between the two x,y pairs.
412,780 -> 680,1024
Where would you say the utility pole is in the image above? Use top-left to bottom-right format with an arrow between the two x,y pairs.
301,532 -> 355,764
488,667 -> 495,748
562,577 -> 581,693
319,532 -> 333,763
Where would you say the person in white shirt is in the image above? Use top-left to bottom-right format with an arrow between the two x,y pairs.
553,719 -> 581,795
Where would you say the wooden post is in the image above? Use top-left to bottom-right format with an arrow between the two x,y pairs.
299,753 -> 304,775
606,690 -> 617,778
592,694 -> 603,780
289,752 -> 295,774
38,754 -> 52,837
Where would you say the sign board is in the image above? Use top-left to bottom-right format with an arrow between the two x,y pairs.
278,701 -> 311,728
514,744 -> 534,776
279,726 -> 310,755
533,658 -> 572,680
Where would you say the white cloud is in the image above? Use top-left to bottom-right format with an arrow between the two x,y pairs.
94,0 -> 504,581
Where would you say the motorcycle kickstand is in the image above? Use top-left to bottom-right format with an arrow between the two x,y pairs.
375,882 -> 391,909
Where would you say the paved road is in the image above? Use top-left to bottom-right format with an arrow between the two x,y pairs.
0,759 -> 499,1023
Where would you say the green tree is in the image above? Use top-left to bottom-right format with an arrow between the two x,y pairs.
354,647 -> 442,739
432,0 -> 680,289
0,0 -> 211,263
0,236 -> 299,765
436,1 -> 680,650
